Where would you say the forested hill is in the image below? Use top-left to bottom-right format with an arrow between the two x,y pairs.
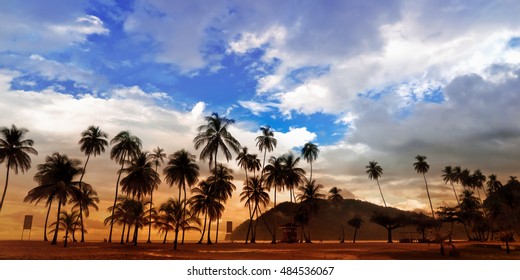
230,199 -> 467,242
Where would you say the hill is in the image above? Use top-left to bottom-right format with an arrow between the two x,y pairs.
230,199 -> 467,242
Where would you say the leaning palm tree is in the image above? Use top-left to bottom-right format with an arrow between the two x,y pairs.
25,153 -> 84,245
48,210 -> 82,247
263,155 -> 286,243
366,161 -> 386,207
0,124 -> 38,213
328,186 -> 345,242
442,166 -> 460,206
108,131 -> 142,242
240,176 -> 270,243
207,164 -> 236,242
163,149 -> 199,244
77,125 -> 108,242
69,183 -> 99,241
301,142 -> 319,182
193,112 -> 240,243
283,152 -> 306,203
255,126 -> 277,172
146,147 -> 166,243
120,152 -> 161,201
189,180 -> 224,244
296,179 -> 325,243
414,155 -> 434,219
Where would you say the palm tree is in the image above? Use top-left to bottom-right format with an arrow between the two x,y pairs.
156,199 -> 201,246
120,152 -> 161,201
193,112 -> 240,243
48,210 -> 81,247
256,126 -> 277,172
163,149 -> 200,244
240,176 -> 270,243
69,183 -> 99,241
283,152 -> 306,203
486,174 -> 503,194
104,196 -> 132,244
236,147 -> 251,182
77,125 -> 108,242
0,124 -> 38,213
296,179 -> 325,243
263,155 -> 285,243
442,166 -> 460,206
470,169 -> 487,203
301,142 -> 319,182
347,216 -> 363,243
108,131 -> 142,242
25,153 -> 83,245
414,155 -> 434,219
328,186 -> 345,242
189,180 -> 224,244
207,163 -> 236,242
366,161 -> 386,207
147,147 -> 166,243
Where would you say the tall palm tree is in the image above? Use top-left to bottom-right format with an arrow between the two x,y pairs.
255,126 -> 277,172
48,210 -> 81,247
328,186 -> 345,242
108,131 -> 142,242
366,161 -> 386,207
77,125 -> 108,242
236,147 -> 251,182
240,176 -> 270,243
120,152 -> 161,201
283,152 -> 306,203
442,166 -> 460,206
189,180 -> 224,244
25,153 -> 83,245
0,124 -> 38,213
414,155 -> 434,219
263,155 -> 286,243
69,183 -> 99,241
296,179 -> 325,243
247,153 -> 262,178
193,112 -> 240,243
146,147 -> 166,243
207,164 -> 236,242
470,169 -> 487,203
486,174 -> 503,194
163,149 -> 200,244
301,142 -> 319,182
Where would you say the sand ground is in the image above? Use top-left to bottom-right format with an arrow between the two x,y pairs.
0,240 -> 519,260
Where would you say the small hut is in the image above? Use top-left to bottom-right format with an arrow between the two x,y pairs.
280,223 -> 299,243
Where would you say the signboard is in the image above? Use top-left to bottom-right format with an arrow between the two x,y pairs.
23,215 -> 33,230
226,221 -> 233,233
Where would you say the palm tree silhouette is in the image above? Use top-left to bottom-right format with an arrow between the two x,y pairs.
120,152 -> 161,201
347,216 -> 363,243
105,196 -> 132,244
414,155 -> 434,219
156,199 -> 201,246
147,147 -> 166,243
442,166 -> 460,206
296,179 -> 325,243
48,210 -> 81,247
69,183 -> 99,241
328,187 -> 345,242
189,180 -> 224,244
263,155 -> 285,243
207,164 -> 236,242
256,126 -> 277,172
240,176 -> 270,243
163,149 -> 200,244
193,112 -> 240,243
108,131 -> 142,242
301,142 -> 319,182
25,153 -> 84,245
0,124 -> 38,213
366,161 -> 386,207
470,169 -> 487,204
486,174 -> 503,194
77,125 -> 108,242
283,152 -> 306,203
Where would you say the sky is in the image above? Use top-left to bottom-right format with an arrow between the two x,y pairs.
1,0 -> 520,242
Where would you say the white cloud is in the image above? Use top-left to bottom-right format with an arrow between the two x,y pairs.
227,26 -> 286,54
48,15 -> 109,42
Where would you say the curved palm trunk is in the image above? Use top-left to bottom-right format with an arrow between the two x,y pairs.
51,198 -> 62,245
0,164 -> 11,213
213,152 -> 221,244
43,201 -> 53,241
423,173 -> 435,219
64,228 -> 69,248
147,188 -> 153,243
450,182 -> 460,206
181,182 -> 187,245
109,159 -> 126,242
376,179 -> 387,207
78,153 -> 90,242
126,224 -> 132,243
245,202 -> 253,244
174,223 -> 180,250
309,161 -> 313,183
207,218 -> 213,244
162,230 -> 168,244
198,212 -> 208,244
272,188 -> 277,244
120,223 -> 126,244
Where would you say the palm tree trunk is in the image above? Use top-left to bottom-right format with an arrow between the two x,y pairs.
340,224 -> 345,243
174,224 -> 180,250
44,200 -> 52,241
109,159 -> 126,242
450,182 -> 460,205
133,225 -> 138,246
272,188 -> 277,243
207,218 -> 213,244
181,183 -> 187,245
147,188 -> 153,243
423,173 -> 435,219
353,228 -> 358,243
51,198 -> 62,245
213,151 -> 220,244
163,230 -> 168,244
198,212 -> 208,244
376,179 -> 387,207
120,223 -> 126,244
0,164 -> 11,213
387,227 -> 393,243
257,208 -> 274,239
78,153 -> 90,242
309,161 -> 313,183
245,202 -> 253,244
64,229 -> 69,248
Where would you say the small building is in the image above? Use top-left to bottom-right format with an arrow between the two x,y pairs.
280,223 -> 299,243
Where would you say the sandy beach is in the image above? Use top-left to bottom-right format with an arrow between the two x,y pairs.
0,240 -> 518,260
